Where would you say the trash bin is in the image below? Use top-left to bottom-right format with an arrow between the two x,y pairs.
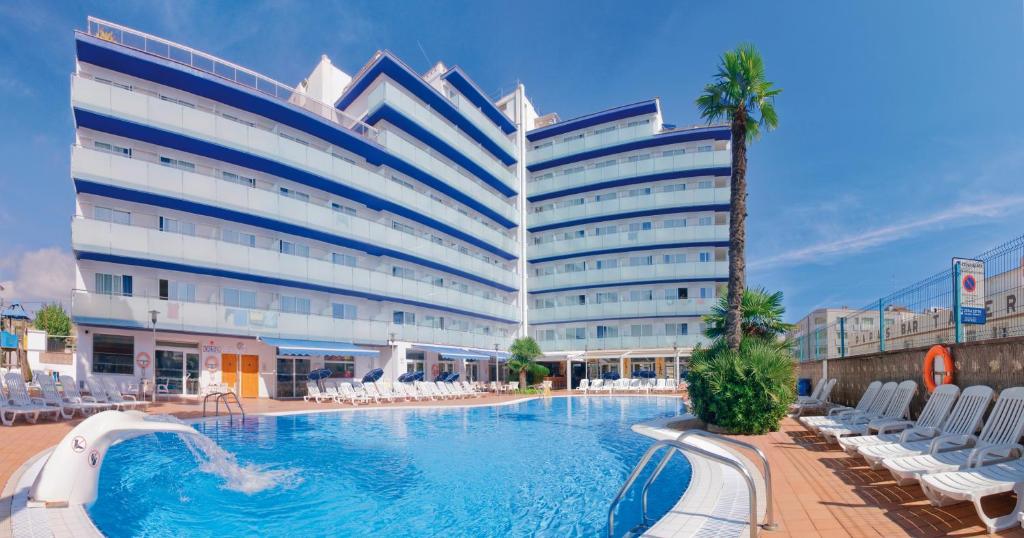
797,378 -> 813,397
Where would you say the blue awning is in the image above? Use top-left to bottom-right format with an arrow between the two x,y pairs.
259,337 -> 379,357
411,343 -> 508,361
1,304 -> 30,320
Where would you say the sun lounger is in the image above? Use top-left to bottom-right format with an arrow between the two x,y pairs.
799,380 -> 884,431
304,380 -> 330,403
882,387 -> 1024,486
4,373 -> 62,423
797,377 -> 827,404
820,380 -> 918,443
838,383 -> 960,455
59,375 -> 113,411
338,382 -> 370,405
792,378 -> 837,417
102,379 -> 148,410
917,457 -> 1024,533
33,372 -> 101,418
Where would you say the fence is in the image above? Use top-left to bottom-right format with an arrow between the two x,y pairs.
798,234 -> 1024,361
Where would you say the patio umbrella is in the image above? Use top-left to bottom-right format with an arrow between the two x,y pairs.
446,373 -> 460,382
307,368 -> 332,381
362,368 -> 384,383
397,372 -> 412,383
636,370 -> 656,379
602,371 -> 621,381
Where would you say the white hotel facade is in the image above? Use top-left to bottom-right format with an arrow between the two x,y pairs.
67,18 -> 730,398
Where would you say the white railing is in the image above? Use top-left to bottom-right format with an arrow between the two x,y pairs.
530,298 -> 715,324
83,17 -> 378,141
537,334 -> 704,352
529,262 -> 727,292
530,225 -> 729,261
528,187 -> 729,230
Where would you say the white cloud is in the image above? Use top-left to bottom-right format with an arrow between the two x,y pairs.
751,196 -> 1024,271
0,247 -> 75,306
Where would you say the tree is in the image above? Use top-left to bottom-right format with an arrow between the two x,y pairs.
696,43 -> 781,350
703,288 -> 795,343
33,303 -> 71,337
506,337 -> 546,390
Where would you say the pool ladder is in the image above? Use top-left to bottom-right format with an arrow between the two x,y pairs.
607,430 -> 777,538
202,391 -> 246,421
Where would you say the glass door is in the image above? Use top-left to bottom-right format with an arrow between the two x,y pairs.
276,358 -> 311,398
155,350 -> 184,394
465,362 -> 479,381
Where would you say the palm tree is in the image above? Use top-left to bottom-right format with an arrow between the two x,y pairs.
506,337 -> 546,389
696,43 -> 781,350
703,287 -> 795,342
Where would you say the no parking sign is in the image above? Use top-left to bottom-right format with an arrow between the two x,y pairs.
953,257 -> 986,324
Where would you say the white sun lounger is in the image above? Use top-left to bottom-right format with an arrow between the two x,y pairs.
802,379 -> 884,430
576,379 -> 590,394
4,373 -> 62,423
858,385 -> 993,469
792,379 -> 837,417
304,381 -> 330,403
59,375 -> 113,411
338,382 -> 370,405
102,379 -> 148,410
917,457 -> 1024,533
797,378 -> 827,404
820,380 -> 918,443
838,384 -> 960,455
882,387 -> 1024,486
32,372 -> 98,418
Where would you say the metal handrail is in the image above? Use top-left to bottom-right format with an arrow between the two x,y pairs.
202,391 -> 246,421
607,439 -> 760,538
639,430 -> 777,531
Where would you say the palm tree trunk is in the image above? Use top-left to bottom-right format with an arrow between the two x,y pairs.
725,111 -> 748,350
519,370 -> 527,389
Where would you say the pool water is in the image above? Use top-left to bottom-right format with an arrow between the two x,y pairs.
89,397 -> 692,537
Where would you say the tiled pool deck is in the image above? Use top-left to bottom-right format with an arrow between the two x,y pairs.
3,395 -> 1024,537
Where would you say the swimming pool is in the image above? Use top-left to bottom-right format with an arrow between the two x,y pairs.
89,397 -> 691,537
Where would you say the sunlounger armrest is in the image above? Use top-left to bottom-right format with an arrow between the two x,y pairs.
968,443 -> 1024,468
899,426 -> 939,443
874,420 -> 914,434
827,406 -> 853,417
929,433 -> 975,454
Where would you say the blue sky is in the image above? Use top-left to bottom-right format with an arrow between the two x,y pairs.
0,0 -> 1021,321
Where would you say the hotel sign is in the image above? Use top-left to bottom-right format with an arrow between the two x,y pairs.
953,257 -> 986,324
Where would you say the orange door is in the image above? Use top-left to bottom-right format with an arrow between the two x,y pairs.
221,354 -> 239,393
240,355 -> 259,398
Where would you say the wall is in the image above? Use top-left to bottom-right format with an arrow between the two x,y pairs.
797,336 -> 1024,416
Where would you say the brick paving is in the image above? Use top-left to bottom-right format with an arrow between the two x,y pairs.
6,395 -> 1024,537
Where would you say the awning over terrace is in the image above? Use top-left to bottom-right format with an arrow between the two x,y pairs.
410,343 -> 509,361
259,337 -> 380,357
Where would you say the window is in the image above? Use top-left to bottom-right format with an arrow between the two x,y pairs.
595,225 -> 617,236
662,183 -> 686,193
629,222 -> 652,232
698,145 -> 713,152
596,325 -> 618,338
596,292 -> 619,304
392,221 -> 416,235
94,77 -> 131,91
280,187 -> 310,202
159,216 -> 195,236
92,334 -> 134,374
662,148 -> 685,157
629,290 -> 653,302
698,216 -> 713,226
159,156 -> 196,171
222,229 -> 256,247
332,202 -> 357,215
565,327 -> 586,340
331,152 -> 356,165
699,251 -> 712,263
332,253 -> 357,267
279,131 -> 309,146
629,324 -> 653,337
627,119 -> 650,127
280,240 -> 310,257
391,175 -> 415,190
159,279 -> 196,302
392,266 -> 415,279
93,140 -> 131,157
663,253 -> 687,264
700,287 -> 712,299
594,125 -> 616,135
221,113 -> 255,127
324,359 -> 355,379
594,159 -> 617,169
627,154 -> 651,162
629,256 -> 653,266
594,192 -> 617,202
281,296 -> 311,314
562,133 -> 584,143
95,273 -> 132,296
627,187 -> 652,197
94,206 -> 130,225
563,262 -> 586,273
222,171 -> 255,188
223,288 -> 257,308
159,94 -> 194,108
666,287 -> 688,300
665,323 -> 689,336
393,311 -> 416,325
664,218 -> 687,229
595,258 -> 618,270
698,180 -> 713,189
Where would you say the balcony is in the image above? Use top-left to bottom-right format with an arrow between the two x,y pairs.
538,334 -> 705,353
529,225 -> 729,262
72,145 -> 518,289
366,82 -> 516,193
527,149 -> 731,200
71,74 -> 519,237
71,290 -> 515,349
528,187 -> 729,231
529,262 -> 727,293
530,298 -> 715,324
527,122 -> 655,165
72,218 -> 519,323
447,91 -> 517,159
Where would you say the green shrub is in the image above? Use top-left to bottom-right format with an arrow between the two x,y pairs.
687,337 -> 796,434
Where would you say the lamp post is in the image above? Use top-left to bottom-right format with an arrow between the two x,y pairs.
148,309 -> 159,401
673,344 -> 679,383
493,343 -> 500,384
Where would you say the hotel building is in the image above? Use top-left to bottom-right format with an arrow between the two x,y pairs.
67,18 -> 731,398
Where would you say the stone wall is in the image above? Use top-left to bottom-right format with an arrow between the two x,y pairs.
796,336 -> 1024,417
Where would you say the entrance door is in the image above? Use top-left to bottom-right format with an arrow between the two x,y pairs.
222,354 -> 239,393
571,363 -> 587,388
240,355 -> 259,398
465,362 -> 479,381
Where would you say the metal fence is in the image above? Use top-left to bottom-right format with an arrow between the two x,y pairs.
797,234 -> 1024,360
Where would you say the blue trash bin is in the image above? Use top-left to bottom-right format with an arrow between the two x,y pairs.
797,378 -> 813,397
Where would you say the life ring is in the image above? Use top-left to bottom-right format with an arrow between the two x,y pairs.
135,352 -> 151,370
431,365 -> 439,377
923,345 -> 954,393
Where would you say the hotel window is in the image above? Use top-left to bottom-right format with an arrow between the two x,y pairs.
662,148 -> 685,157
280,187 -> 310,202
223,288 -> 257,309
627,187 -> 652,197
392,266 -> 415,279
391,176 -> 415,190
665,323 -> 689,336
563,262 -> 586,273
562,166 -> 584,176
594,159 -> 617,169
222,171 -> 256,188
332,203 -> 357,215
627,154 -> 651,162
94,206 -> 131,225
662,183 -> 686,192
698,180 -> 713,189
324,358 -> 355,379
331,152 -> 356,165
222,229 -> 256,247
629,222 -> 652,232
562,133 -> 584,143
279,131 -> 309,146
565,327 -> 586,340
536,329 -> 555,341
393,311 -> 416,325
277,296 -> 309,315
159,280 -> 196,302
700,287 -> 713,299
627,119 -> 650,127
663,253 -> 687,264
629,324 -> 653,337
698,216 -> 713,226
95,273 -> 132,296
595,225 -> 617,236
159,216 -> 195,236
664,218 -> 687,229
392,221 -> 416,235
332,253 -> 357,267
595,258 -> 618,269
596,292 -> 619,304
629,256 -> 653,266
159,94 -> 194,108
94,77 -> 131,91
563,230 -> 585,240
159,156 -> 196,171
93,141 -> 131,157
280,240 -> 310,257
594,125 -> 616,135
665,287 -> 688,300
629,290 -> 653,302
699,251 -> 712,263
533,141 -> 553,150
431,277 -> 443,287
566,294 -> 586,306
594,192 -> 617,202
698,145 -> 713,152
596,325 -> 618,338
221,113 -> 255,127
92,334 -> 134,375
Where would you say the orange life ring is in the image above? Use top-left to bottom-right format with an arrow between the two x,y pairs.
135,352 -> 151,370
922,345 -> 954,393
431,365 -> 439,377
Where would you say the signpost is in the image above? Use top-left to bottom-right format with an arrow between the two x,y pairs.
953,257 -> 986,342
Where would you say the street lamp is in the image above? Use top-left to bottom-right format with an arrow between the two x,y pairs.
673,344 -> 679,383
147,310 -> 159,401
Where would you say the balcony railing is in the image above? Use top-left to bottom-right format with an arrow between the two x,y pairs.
71,290 -> 515,349
530,298 -> 715,324
537,334 -> 704,352
527,123 -> 656,165
83,17 -> 378,141
530,225 -> 729,261
528,187 -> 729,230
529,262 -> 727,293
